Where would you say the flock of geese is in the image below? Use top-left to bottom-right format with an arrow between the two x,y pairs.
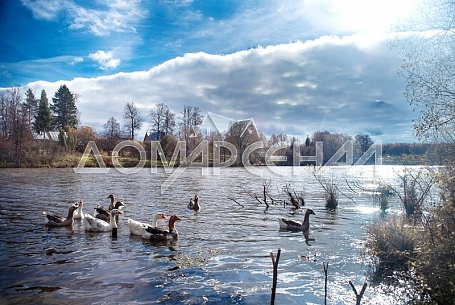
42,194 -> 201,241
43,193 -> 316,241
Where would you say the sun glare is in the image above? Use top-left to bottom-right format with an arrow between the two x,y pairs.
332,0 -> 419,33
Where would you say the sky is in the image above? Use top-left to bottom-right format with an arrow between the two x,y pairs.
0,0 -> 424,143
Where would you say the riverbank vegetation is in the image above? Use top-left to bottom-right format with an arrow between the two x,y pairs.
364,1 -> 455,303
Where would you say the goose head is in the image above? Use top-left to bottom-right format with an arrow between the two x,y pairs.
73,200 -> 84,218
71,202 -> 79,211
109,209 -> 123,218
305,209 -> 316,216
67,203 -> 79,218
169,215 -> 181,225
114,200 -> 124,210
107,194 -> 116,207
171,215 -> 181,220
153,212 -> 166,221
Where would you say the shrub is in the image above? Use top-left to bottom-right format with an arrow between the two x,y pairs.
366,192 -> 455,303
373,183 -> 391,212
312,169 -> 339,210
365,216 -> 417,280
325,186 -> 338,210
412,202 -> 455,303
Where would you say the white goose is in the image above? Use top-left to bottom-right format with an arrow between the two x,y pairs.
142,215 -> 181,240
43,203 -> 79,227
128,212 -> 166,236
278,209 -> 316,231
84,209 -> 123,232
73,200 -> 84,219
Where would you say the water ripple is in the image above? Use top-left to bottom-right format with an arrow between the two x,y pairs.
0,166 -> 413,304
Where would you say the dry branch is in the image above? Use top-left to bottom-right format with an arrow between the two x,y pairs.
227,196 -> 244,208
349,280 -> 367,305
270,248 -> 281,305
323,262 -> 329,305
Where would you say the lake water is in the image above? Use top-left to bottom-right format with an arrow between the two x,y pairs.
0,165 -> 415,304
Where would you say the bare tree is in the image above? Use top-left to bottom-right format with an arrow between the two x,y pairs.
123,102 -> 142,140
2,88 -> 33,167
0,92 -> 8,136
102,116 -> 121,152
179,105 -> 203,151
163,107 -> 176,136
394,0 -> 455,143
355,134 -> 373,153
225,119 -> 261,165
269,133 -> 288,147
312,130 -> 352,164
149,103 -> 175,140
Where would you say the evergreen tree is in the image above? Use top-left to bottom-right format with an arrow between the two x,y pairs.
51,84 -> 78,129
305,135 -> 311,147
24,88 -> 38,125
33,89 -> 53,134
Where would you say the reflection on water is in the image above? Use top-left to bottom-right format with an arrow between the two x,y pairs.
0,166 -> 414,304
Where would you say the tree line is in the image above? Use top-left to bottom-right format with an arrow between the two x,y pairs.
0,85 -> 430,168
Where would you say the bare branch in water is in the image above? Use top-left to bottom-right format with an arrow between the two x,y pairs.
349,280 -> 367,305
227,196 -> 244,208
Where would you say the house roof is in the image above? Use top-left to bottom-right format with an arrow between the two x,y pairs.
33,131 -> 62,141
199,112 -> 259,138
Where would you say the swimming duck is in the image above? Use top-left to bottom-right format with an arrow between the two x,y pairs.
84,209 -> 123,232
73,200 -> 84,219
142,215 -> 181,240
278,209 -> 316,231
43,203 -> 79,227
187,195 -> 200,210
128,212 -> 166,236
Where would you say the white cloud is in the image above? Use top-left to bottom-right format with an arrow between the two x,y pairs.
68,57 -> 84,65
20,0 -> 66,20
24,34 -> 417,143
21,0 -> 147,36
89,51 -> 121,70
